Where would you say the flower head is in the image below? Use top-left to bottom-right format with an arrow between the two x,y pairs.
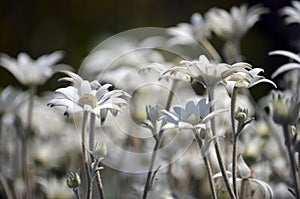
160,98 -> 226,130
167,13 -> 211,46
206,4 -> 268,40
225,67 -> 276,96
48,71 -> 130,117
163,55 -> 250,90
270,91 -> 300,125
281,1 -> 300,25
0,51 -> 68,86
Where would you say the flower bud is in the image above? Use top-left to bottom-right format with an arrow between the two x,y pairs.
94,143 -> 107,160
271,91 -> 299,125
66,171 -> 81,189
235,107 -> 248,122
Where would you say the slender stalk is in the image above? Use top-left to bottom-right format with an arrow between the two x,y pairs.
73,188 -> 81,199
90,113 -> 105,199
142,80 -> 177,199
200,39 -> 222,63
89,113 -> 96,153
195,132 -> 217,199
232,39 -> 242,62
207,87 -> 236,199
165,80 -> 177,111
23,86 -> 36,199
230,88 -> 238,196
283,124 -> 300,199
0,172 -> 14,199
81,111 -> 92,199
142,137 -> 163,199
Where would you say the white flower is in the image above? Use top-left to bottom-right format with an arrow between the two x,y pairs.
225,67 -> 276,96
281,1 -> 300,25
0,51 -> 68,86
214,155 -> 274,198
167,13 -> 211,46
163,55 -> 250,89
206,4 -> 268,40
270,91 -> 300,125
0,86 -> 27,114
161,98 -> 226,129
269,50 -> 300,78
48,72 -> 130,117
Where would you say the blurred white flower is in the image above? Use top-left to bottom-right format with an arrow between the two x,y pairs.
48,72 -> 130,117
163,55 -> 250,90
0,86 -> 27,114
161,98 -> 226,129
38,177 -> 73,199
79,36 -> 165,79
269,50 -> 300,78
167,13 -> 211,46
206,4 -> 268,40
0,51 -> 68,86
281,1 -> 300,25
270,91 -> 299,125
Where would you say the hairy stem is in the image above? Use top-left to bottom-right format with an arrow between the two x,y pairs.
142,137 -> 163,199
142,80 -> 177,199
283,124 -> 300,199
81,111 -> 92,199
208,87 -> 236,199
195,132 -> 217,199
90,113 -> 106,199
230,88 -> 238,196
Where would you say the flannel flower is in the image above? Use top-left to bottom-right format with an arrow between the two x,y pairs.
160,98 -> 226,130
281,1 -> 300,25
167,13 -> 211,46
206,4 -> 268,40
47,71 -> 130,117
224,67 -> 277,96
163,55 -> 250,91
270,91 -> 300,125
0,51 -> 68,86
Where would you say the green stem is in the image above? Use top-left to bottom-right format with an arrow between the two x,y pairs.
195,132 -> 217,199
208,87 -> 236,199
81,111 -> 92,199
283,124 -> 300,199
230,88 -> 238,196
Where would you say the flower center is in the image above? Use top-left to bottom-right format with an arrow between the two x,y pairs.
78,94 -> 98,109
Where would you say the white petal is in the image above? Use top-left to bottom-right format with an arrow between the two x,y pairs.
271,63 -> 300,78
80,80 -> 92,95
269,50 -> 300,63
96,84 -> 112,99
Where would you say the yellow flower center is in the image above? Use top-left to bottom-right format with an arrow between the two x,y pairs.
78,94 -> 98,109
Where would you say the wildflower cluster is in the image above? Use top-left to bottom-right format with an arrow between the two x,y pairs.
1,2 -> 300,199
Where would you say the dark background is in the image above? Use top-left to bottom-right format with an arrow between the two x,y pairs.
0,0 -> 299,92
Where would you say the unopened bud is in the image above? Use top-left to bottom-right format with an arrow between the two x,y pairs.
94,143 -> 107,159
235,107 -> 248,122
66,171 -> 81,189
